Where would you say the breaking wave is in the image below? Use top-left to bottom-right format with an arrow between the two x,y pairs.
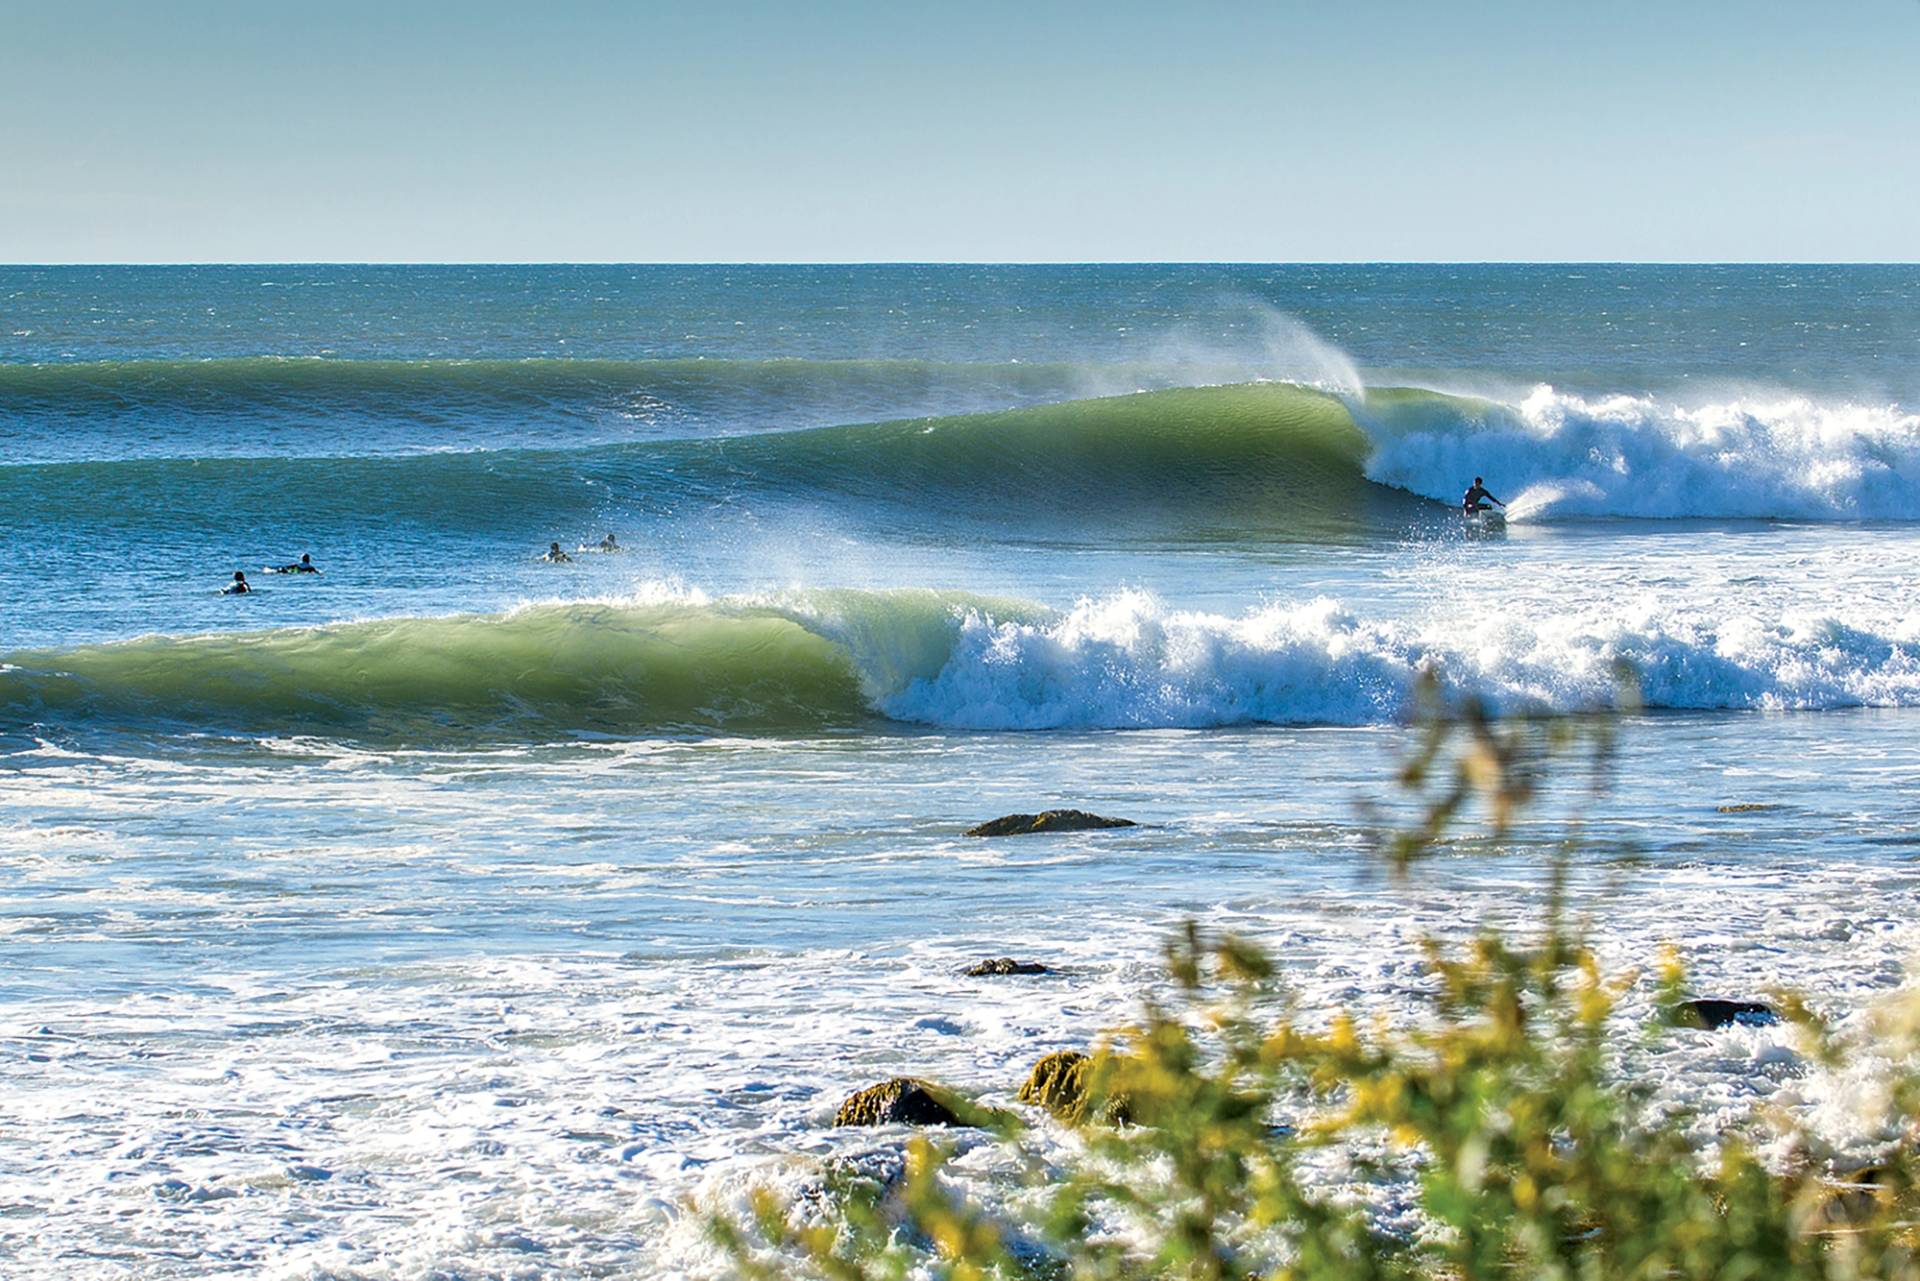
1355,385 -> 1920,521
9,362 -> 1917,533
6,587 -> 1918,742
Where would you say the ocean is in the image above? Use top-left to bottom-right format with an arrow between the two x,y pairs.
5,264 -> 1920,1276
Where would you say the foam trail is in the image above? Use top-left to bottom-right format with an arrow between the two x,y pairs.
1354,386 -> 1920,520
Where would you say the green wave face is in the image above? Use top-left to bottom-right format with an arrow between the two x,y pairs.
787,382 -> 1372,478
710,382 -> 1418,540
0,588 -> 1055,743
0,382 -> 1424,544
0,603 -> 875,740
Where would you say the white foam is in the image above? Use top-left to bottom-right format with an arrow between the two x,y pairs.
1344,386 -> 1912,522
1357,386 -> 1920,520
7,718 -> 1920,1278
871,590 -> 1920,730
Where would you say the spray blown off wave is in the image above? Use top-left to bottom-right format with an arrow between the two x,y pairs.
7,587 -> 1920,742
1357,386 -> 1920,520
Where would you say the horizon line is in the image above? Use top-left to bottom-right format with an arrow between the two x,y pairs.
4,259 -> 1920,269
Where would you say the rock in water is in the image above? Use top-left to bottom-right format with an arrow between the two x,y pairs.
1017,1050 -> 1131,1125
964,957 -> 1049,976
965,810 -> 1136,838
1018,1051 -> 1092,1120
1675,998 -> 1781,1029
832,1077 -> 962,1127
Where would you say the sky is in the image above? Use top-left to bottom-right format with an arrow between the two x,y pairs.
2,0 -> 1917,263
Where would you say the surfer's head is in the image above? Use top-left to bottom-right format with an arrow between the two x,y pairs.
1475,476 -> 1483,486
233,571 -> 246,582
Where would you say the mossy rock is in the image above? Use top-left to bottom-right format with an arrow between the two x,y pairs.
832,1077 -> 963,1127
964,957 -> 1049,977
966,810 -> 1136,838
1017,1050 -> 1132,1126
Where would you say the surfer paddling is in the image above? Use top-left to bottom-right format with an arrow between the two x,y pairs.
1462,477 -> 1505,515
542,541 -> 573,563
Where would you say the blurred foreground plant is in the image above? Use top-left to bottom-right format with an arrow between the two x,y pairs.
714,675 -> 1920,1280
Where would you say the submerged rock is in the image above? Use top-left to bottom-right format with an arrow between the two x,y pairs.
964,957 -> 1049,976
832,1077 -> 963,1127
1675,998 -> 1781,1029
1016,1050 -> 1131,1125
965,810 -> 1136,838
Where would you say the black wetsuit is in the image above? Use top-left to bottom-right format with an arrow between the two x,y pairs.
1463,484 -> 1501,513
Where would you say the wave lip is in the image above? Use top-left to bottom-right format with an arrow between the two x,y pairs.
7,588 -> 1920,744
0,355 -> 1124,411
0,356 -> 1257,464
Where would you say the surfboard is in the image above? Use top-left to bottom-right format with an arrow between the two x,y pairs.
1462,509 -> 1507,535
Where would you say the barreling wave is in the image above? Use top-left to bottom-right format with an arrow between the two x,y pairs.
7,587 -> 1919,743
0,383 -> 1416,544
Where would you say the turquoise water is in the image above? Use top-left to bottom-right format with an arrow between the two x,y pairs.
4,265 -> 1920,1276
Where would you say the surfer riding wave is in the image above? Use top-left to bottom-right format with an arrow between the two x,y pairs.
1463,477 -> 1505,515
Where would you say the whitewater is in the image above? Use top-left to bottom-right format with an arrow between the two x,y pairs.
1356,384 -> 1920,520
4,263 -> 1920,1279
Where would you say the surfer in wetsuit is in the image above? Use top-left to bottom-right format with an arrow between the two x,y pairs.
1462,477 -> 1505,515
223,570 -> 251,595
273,553 -> 319,574
598,532 -> 620,552
543,541 -> 573,563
